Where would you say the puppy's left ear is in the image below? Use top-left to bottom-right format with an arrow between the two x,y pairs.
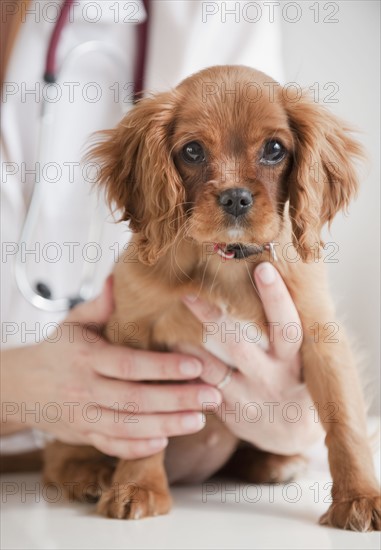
284,93 -> 364,261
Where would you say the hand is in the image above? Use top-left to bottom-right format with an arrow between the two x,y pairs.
182,262 -> 323,455
1,276 -> 221,459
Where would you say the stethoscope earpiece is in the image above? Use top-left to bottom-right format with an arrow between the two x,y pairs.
35,282 -> 52,300
35,282 -> 84,310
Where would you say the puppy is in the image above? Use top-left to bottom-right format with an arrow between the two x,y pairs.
44,66 -> 381,530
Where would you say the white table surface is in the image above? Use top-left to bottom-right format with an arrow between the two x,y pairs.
1,441 -> 380,550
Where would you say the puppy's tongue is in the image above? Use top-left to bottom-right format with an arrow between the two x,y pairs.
213,243 -> 235,260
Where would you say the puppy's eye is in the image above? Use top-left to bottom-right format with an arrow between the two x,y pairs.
182,141 -> 206,164
260,140 -> 286,165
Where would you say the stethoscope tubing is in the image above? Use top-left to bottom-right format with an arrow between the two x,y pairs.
15,0 -> 147,312
15,40 -> 129,312
45,0 -> 75,83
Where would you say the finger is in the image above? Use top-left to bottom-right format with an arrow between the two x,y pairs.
175,343 -> 243,399
87,433 -> 168,460
177,338 -> 299,393
66,275 -> 114,325
84,409 -> 205,439
91,379 -> 222,413
180,296 -> 272,380
254,262 -> 303,361
92,346 -> 202,381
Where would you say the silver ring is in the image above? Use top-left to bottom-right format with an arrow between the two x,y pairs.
216,365 -> 234,390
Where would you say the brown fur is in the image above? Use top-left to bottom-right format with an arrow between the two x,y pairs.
0,449 -> 43,474
44,66 -> 380,530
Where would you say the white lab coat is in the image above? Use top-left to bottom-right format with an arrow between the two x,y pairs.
1,0 -> 283,451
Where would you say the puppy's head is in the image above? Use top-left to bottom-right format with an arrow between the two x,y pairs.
89,66 -> 362,264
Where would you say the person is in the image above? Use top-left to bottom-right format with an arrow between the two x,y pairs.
1,0 -> 322,459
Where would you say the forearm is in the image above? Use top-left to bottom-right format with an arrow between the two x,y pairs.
0,345 -> 41,434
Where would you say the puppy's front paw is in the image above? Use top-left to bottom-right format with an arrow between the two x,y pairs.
320,495 -> 381,531
97,483 -> 172,520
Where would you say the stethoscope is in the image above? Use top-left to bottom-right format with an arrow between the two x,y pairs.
15,0 -> 149,312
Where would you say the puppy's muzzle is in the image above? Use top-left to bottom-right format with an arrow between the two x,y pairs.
218,188 -> 253,217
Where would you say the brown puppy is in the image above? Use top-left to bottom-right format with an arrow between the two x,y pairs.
44,66 -> 381,530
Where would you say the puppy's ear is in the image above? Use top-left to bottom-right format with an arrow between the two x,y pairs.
86,91 -> 184,265
284,92 -> 363,261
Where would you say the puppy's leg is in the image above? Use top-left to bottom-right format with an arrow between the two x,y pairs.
97,451 -> 172,519
302,333 -> 381,531
221,445 -> 307,483
43,441 -> 116,503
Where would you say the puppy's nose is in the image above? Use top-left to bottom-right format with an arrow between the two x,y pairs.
219,188 -> 253,217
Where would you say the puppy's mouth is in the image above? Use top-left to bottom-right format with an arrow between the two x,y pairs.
213,242 -> 264,260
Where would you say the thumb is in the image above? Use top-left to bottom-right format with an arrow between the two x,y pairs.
66,274 -> 114,326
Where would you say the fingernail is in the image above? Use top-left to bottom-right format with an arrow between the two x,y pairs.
256,262 -> 276,285
180,359 -> 202,377
181,413 -> 205,431
183,294 -> 198,303
149,437 -> 168,449
199,388 -> 221,406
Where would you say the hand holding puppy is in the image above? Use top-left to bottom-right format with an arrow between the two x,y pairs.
1,276 -> 220,459
182,262 -> 323,455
